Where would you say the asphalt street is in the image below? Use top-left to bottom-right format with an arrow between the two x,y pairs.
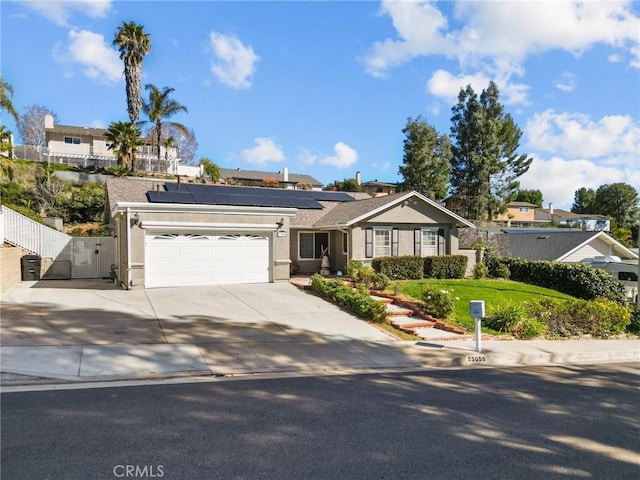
2,364 -> 639,480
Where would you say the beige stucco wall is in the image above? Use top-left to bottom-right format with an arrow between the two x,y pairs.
0,247 -> 25,292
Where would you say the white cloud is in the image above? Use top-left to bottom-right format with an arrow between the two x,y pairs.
241,137 -> 285,164
21,0 -> 112,26
297,148 -> 318,165
364,0 -> 640,103
519,155 -> 629,210
209,31 -> 260,89
426,69 -> 529,105
319,142 -> 358,169
525,110 -> 640,163
54,29 -> 122,85
554,72 -> 576,93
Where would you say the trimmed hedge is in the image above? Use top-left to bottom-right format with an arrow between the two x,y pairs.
424,255 -> 467,279
372,256 -> 424,280
310,274 -> 389,323
500,258 -> 628,305
372,255 -> 468,280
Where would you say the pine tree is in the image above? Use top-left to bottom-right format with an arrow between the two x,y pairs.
398,116 -> 451,200
450,82 -> 532,221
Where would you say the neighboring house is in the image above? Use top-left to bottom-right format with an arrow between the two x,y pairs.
535,206 -> 610,232
38,114 -> 178,173
105,177 -> 475,289
219,167 -> 322,190
475,229 -> 637,263
359,181 -> 398,197
493,202 -> 541,227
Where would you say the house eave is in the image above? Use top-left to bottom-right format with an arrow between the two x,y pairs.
112,201 -> 297,219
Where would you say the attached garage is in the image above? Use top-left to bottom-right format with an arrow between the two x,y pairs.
145,232 -> 271,288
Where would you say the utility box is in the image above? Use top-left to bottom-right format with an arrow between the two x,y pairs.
21,255 -> 41,281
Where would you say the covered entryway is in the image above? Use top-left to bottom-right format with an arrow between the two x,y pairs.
145,232 -> 271,288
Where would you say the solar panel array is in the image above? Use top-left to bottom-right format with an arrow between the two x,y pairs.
145,183 -> 355,209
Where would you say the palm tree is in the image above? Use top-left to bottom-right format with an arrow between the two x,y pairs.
113,22 -> 151,124
142,84 -> 189,163
105,121 -> 142,172
0,125 -> 14,180
0,74 -> 19,125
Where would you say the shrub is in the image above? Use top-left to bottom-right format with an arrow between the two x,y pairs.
371,272 -> 391,291
310,274 -> 388,323
502,258 -> 627,304
473,262 -> 488,279
626,305 -> 640,335
420,285 -> 454,319
358,266 -> 375,287
493,263 -> 511,280
543,298 -> 631,338
372,256 -> 424,280
424,255 -> 467,279
484,304 -> 546,339
346,260 -> 364,281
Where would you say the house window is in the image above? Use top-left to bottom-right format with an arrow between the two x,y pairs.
64,136 -> 81,145
342,232 -> 348,254
414,228 -> 445,256
420,229 -> 438,257
519,207 -> 529,213
299,232 -> 329,260
365,227 -> 398,258
374,228 -> 391,257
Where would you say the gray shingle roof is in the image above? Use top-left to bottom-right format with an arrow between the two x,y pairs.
501,231 -> 601,260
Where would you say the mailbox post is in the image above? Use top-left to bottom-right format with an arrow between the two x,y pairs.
469,300 -> 485,353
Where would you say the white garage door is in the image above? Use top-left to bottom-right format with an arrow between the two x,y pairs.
145,233 -> 270,288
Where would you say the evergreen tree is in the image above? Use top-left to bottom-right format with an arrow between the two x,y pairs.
514,189 -> 543,207
571,187 -> 596,214
398,116 -> 451,200
450,82 -> 532,221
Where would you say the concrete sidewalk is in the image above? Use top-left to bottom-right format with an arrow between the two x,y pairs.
2,338 -> 638,386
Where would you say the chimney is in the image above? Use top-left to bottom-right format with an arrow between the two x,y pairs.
355,171 -> 361,186
548,202 -> 554,215
44,114 -> 54,129
283,166 -> 289,182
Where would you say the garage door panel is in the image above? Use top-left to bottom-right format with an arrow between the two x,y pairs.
145,232 -> 270,288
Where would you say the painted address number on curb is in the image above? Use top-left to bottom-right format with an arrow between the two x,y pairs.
466,355 -> 488,364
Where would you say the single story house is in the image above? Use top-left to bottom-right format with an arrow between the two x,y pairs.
106,177 -> 475,289
462,228 -> 637,263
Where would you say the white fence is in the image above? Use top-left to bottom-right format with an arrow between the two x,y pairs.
1,205 -> 115,278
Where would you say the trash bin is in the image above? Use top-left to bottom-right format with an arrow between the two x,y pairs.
21,255 -> 41,281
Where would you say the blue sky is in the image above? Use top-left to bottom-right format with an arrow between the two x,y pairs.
2,0 -> 639,209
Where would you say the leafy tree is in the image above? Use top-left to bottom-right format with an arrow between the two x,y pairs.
514,189 -> 543,207
571,187 -> 596,214
594,183 -> 639,229
325,177 -> 360,192
105,121 -> 142,171
450,82 -> 532,221
113,21 -> 151,124
60,182 -> 105,223
0,74 -> 19,124
18,104 -> 57,148
142,84 -> 189,162
398,116 -> 450,200
200,157 -> 221,181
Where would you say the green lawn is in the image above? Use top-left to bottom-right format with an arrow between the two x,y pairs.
390,278 -> 575,332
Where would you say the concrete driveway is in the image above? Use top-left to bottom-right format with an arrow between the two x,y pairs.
0,279 -> 393,347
